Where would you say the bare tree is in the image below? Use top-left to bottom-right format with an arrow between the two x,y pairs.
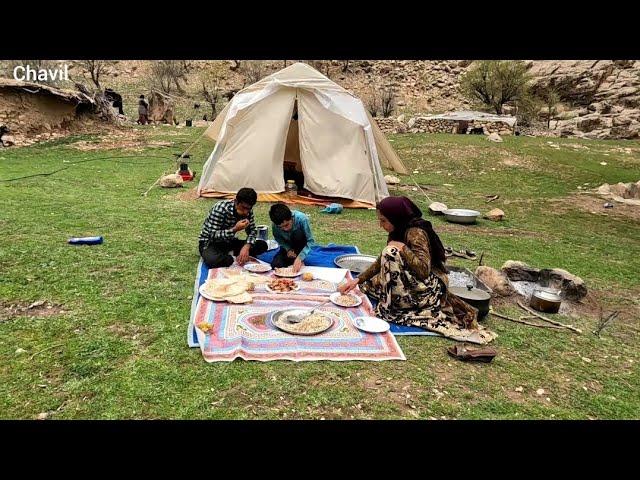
198,63 -> 227,119
240,61 -> 265,86
150,60 -> 189,94
201,84 -> 220,118
364,89 -> 380,117
539,87 -> 561,130
75,82 -> 117,122
79,60 -> 116,90
380,87 -> 396,118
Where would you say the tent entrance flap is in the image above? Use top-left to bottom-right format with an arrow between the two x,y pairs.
283,98 -> 304,189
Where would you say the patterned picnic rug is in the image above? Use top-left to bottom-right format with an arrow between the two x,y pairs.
188,264 -> 405,362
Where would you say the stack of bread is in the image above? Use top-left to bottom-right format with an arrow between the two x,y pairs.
201,277 -> 253,304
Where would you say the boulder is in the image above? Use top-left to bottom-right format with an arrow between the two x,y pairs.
538,268 -> 587,301
475,266 -> 516,297
610,182 -> 634,199
148,91 -> 175,125
484,208 -> 505,221
501,260 -> 540,282
428,202 -> 448,215
384,175 -> 400,185
1,134 -> 15,147
577,115 -> 602,132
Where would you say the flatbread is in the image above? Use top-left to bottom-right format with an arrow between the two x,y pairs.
226,292 -> 253,304
202,278 -> 250,299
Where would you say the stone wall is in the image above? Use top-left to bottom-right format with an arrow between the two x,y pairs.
375,116 -> 515,136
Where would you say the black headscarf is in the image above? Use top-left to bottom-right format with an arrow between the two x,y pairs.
377,196 -> 447,271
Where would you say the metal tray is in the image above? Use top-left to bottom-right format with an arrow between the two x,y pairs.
334,254 -> 377,274
447,265 -> 493,295
270,309 -> 335,336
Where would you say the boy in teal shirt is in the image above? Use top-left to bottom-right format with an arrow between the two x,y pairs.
269,203 -> 316,272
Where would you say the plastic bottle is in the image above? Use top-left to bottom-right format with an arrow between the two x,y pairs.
285,180 -> 298,196
68,236 -> 104,245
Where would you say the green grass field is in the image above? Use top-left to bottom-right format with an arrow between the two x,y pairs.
1,127 -> 639,419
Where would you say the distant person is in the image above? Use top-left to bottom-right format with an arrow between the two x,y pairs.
269,203 -> 316,273
198,188 -> 268,269
104,88 -> 124,115
137,94 -> 149,125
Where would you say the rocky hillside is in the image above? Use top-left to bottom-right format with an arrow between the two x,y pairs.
105,59 -> 640,139
2,60 -> 639,140
528,60 -> 640,139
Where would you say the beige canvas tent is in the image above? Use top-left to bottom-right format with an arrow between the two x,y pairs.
198,62 -> 407,207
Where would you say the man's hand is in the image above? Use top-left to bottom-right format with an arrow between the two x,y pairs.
287,249 -> 297,259
237,244 -> 251,265
233,219 -> 250,233
293,257 -> 304,273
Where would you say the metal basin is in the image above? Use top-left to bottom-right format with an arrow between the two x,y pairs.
334,254 -> 377,274
443,209 -> 481,224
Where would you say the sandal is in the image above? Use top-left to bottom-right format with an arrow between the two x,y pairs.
444,246 -> 454,257
451,249 -> 478,260
447,344 -> 497,363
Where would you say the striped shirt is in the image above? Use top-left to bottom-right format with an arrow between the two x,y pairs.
199,200 -> 257,246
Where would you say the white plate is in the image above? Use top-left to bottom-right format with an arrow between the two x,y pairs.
265,282 -> 300,293
330,292 -> 362,308
273,267 -> 302,278
199,283 -> 231,302
353,316 -> 390,333
243,262 -> 272,273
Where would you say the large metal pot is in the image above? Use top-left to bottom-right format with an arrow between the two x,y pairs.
449,284 -> 492,320
529,287 -> 562,313
443,209 -> 481,225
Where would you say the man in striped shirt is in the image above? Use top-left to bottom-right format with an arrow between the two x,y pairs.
198,188 -> 268,268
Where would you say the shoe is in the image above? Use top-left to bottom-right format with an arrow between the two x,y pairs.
447,344 -> 497,363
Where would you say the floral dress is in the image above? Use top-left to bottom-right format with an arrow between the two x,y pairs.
358,227 -> 497,344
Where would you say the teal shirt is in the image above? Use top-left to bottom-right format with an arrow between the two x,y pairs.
272,210 -> 316,261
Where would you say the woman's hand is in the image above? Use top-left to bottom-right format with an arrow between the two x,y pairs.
292,257 -> 304,273
338,278 -> 359,294
387,240 -> 405,251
